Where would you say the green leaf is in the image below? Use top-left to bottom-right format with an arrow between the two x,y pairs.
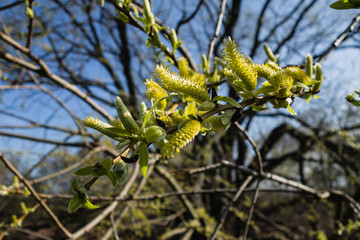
82,198 -> 99,210
106,171 -> 118,187
144,125 -> 166,143
99,157 -> 112,172
113,160 -> 129,183
330,0 -> 359,9
286,105 -> 297,115
106,127 -> 131,136
198,101 -> 217,111
68,195 -> 82,213
117,12 -> 129,23
71,179 -> 80,192
26,7 -> 34,19
139,143 -> 149,177
74,166 -> 95,176
213,96 -> 240,108
142,96 -> 169,130
253,85 -> 277,96
186,102 -> 197,119
98,0 -> 104,7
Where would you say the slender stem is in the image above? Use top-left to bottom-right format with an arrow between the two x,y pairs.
207,0 -> 227,65
0,152 -> 73,238
210,176 -> 253,240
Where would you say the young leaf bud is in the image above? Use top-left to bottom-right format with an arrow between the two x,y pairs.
113,160 -> 129,183
143,0 -> 155,25
115,96 -> 140,134
312,63 -> 323,93
306,53 -> 313,77
263,44 -> 275,62
170,28 -> 178,52
144,125 -> 166,143
199,101 -> 217,111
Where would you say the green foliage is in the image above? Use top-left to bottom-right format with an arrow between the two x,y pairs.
330,0 -> 360,9
346,88 -> 360,106
68,179 -> 99,213
139,142 -> 149,177
76,34 -> 324,212
223,37 -> 258,97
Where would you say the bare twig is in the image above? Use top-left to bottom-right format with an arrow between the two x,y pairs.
207,0 -> 227,64
71,164 -> 139,239
316,13 -> 360,64
0,130 -> 89,147
0,152 -> 73,238
25,0 -> 34,48
210,175 -> 254,240
175,0 -> 204,33
0,32 -> 113,120
0,1 -> 23,12
234,123 -> 263,239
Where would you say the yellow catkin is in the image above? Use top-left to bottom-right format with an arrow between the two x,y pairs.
154,65 -> 210,102
223,38 -> 258,92
157,115 -> 175,128
285,66 -> 310,84
178,57 -> 190,77
160,120 -> 201,158
145,79 -> 168,110
82,117 -> 127,139
269,99 -> 288,109
202,115 -> 226,132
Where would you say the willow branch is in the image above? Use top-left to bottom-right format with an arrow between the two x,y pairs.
71,163 -> 139,239
210,175 -> 253,240
0,32 -> 113,120
207,0 -> 227,63
0,152 -> 73,238
316,13 -> 360,64
0,130 -> 89,147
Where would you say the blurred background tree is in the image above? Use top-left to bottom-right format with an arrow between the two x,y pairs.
0,0 -> 360,239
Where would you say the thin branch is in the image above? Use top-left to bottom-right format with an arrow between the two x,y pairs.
108,0 -> 198,71
0,130 -> 89,147
207,0 -> 227,63
109,212 -> 120,240
0,152 -> 73,238
175,0 -> 204,33
250,0 -> 272,58
234,122 -> 263,175
100,162 -> 156,240
155,165 -> 199,220
210,175 -> 254,240
6,187 -> 305,202
316,13 -> 360,64
234,123 -> 263,239
0,32 -> 113,120
25,0 -> 34,48
28,145 -> 108,185
242,180 -> 260,240
273,0 -> 317,54
71,163 -> 139,239
0,1 -> 23,12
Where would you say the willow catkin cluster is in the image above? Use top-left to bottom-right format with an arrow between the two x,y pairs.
82,117 -> 127,140
154,64 -> 210,102
145,79 -> 168,110
223,38 -> 258,93
160,119 -> 201,158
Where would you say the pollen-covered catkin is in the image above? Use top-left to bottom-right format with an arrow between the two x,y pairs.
223,38 -> 258,92
154,65 -> 210,102
145,79 -> 168,110
82,117 -> 128,139
160,120 -> 201,158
